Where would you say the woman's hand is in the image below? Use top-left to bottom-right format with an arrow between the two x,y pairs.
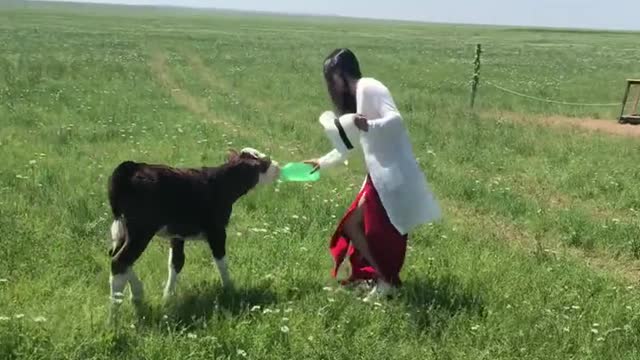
304,159 -> 320,174
354,114 -> 369,132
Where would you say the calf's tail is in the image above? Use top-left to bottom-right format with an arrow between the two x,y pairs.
107,161 -> 138,256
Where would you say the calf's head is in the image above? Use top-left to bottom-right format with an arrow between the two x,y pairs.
227,147 -> 280,186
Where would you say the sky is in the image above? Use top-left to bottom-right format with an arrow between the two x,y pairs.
41,0 -> 640,31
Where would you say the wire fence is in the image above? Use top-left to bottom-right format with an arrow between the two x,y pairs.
468,43 -> 629,111
483,80 -> 621,107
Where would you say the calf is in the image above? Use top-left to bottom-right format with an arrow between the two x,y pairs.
107,148 -> 279,304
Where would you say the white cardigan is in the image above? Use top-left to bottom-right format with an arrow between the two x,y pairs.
318,77 -> 441,235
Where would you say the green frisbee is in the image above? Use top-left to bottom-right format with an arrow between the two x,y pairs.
278,162 -> 320,182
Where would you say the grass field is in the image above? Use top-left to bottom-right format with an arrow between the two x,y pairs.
2,1 -> 640,359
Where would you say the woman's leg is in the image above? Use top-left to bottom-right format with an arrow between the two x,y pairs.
342,194 -> 384,279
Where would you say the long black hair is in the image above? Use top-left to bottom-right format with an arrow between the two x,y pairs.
323,48 -> 362,115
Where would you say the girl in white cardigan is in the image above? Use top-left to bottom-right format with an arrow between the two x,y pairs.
305,49 -> 441,301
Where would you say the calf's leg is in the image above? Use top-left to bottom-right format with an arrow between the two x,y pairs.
110,224 -> 154,303
207,229 -> 233,289
163,238 -> 185,300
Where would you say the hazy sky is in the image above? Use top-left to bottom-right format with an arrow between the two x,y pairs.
43,0 -> 640,30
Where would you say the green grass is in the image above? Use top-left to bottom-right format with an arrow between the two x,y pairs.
2,2 -> 640,359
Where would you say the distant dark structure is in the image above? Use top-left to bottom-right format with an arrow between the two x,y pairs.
619,79 -> 640,124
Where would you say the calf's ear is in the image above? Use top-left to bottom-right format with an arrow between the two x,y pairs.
227,149 -> 239,161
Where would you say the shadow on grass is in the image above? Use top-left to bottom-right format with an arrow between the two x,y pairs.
175,282 -> 278,320
130,278 -> 323,330
129,282 -> 278,330
399,274 -> 485,336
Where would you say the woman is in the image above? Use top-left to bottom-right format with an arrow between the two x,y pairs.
305,48 -> 441,301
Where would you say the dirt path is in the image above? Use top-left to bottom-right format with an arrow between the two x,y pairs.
487,111 -> 640,138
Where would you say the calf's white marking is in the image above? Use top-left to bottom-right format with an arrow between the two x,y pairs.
215,257 -> 232,288
163,248 -> 178,299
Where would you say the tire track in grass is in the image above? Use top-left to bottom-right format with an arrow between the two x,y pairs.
151,49 -> 311,160
150,51 -> 286,143
184,49 -> 314,158
184,52 -> 273,114
149,51 -> 236,131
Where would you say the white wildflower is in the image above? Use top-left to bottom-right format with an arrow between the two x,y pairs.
187,333 -> 197,339
280,325 -> 290,333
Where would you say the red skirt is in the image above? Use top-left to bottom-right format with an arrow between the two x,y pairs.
330,176 -> 408,286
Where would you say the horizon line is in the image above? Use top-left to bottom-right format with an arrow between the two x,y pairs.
23,0 -> 640,33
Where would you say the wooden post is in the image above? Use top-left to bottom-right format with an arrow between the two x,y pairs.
470,44 -> 482,109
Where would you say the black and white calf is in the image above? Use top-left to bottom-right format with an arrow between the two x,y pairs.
107,148 -> 279,303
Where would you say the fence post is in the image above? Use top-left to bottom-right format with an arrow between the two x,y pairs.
470,44 -> 482,109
